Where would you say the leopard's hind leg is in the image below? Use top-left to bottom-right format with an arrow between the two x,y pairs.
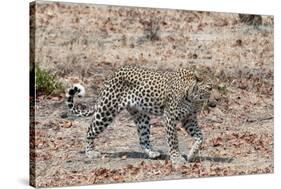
127,108 -> 161,159
85,107 -> 116,158
85,91 -> 124,158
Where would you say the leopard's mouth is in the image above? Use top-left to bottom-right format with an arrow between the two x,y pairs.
207,99 -> 217,108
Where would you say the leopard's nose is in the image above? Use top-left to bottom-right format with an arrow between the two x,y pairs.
207,100 -> 217,108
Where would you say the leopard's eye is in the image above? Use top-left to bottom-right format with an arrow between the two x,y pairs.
206,84 -> 212,91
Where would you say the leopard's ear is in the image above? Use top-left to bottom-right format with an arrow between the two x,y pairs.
188,65 -> 202,82
189,64 -> 196,70
194,70 -> 203,82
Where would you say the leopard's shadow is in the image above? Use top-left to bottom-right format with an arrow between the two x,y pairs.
102,151 -> 234,163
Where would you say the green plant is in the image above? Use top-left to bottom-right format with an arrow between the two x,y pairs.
217,83 -> 228,95
35,65 -> 63,95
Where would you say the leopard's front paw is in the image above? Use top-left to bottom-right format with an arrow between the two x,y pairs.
187,151 -> 199,162
147,150 -> 161,159
187,155 -> 195,162
85,149 -> 101,159
170,155 -> 186,165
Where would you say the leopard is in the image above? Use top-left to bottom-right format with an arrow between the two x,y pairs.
66,65 -> 213,164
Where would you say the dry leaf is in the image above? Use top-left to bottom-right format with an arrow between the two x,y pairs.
59,120 -> 73,128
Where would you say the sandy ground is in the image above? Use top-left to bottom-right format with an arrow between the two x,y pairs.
31,1 -> 273,187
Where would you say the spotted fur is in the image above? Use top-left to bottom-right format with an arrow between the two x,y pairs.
66,83 -> 94,117
66,65 -> 212,164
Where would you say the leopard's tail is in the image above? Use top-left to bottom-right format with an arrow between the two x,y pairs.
65,83 -> 94,117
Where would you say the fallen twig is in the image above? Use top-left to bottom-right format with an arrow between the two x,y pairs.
246,116 -> 273,123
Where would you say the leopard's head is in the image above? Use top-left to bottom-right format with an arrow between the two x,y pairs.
177,67 -> 216,111
187,79 -> 214,111
188,81 -> 212,100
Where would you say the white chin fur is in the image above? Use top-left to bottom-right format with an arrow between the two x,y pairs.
73,83 -> 86,97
